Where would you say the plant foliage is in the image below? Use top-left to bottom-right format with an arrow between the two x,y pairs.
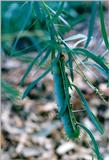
1,1 -> 109,159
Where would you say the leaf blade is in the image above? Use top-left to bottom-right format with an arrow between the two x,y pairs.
99,1 -> 109,50
11,2 -> 33,53
22,53 -> 60,99
22,65 -> 51,99
78,123 -> 103,160
84,2 -> 97,48
73,48 -> 109,77
20,45 -> 48,86
72,84 -> 104,134
64,34 -> 86,42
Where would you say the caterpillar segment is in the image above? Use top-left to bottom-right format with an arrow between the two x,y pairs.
52,54 -> 80,139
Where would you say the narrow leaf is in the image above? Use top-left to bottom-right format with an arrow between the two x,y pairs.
84,62 -> 108,78
38,48 -> 51,67
11,44 -> 38,57
99,1 -> 109,50
73,48 -> 109,77
22,54 -> 60,99
72,84 -> 104,134
84,2 -> 97,48
11,2 -> 33,53
20,45 -> 48,86
64,34 -> 86,42
2,80 -> 19,100
68,54 -> 74,82
33,2 -> 43,22
43,2 -> 70,28
78,123 -> 103,160
22,65 -> 51,99
52,2 -> 64,23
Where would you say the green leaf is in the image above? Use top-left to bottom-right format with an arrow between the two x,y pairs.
2,80 -> 19,100
20,45 -> 48,86
73,48 -> 109,77
107,80 -> 109,87
84,2 -> 97,48
64,34 -> 86,42
26,36 -> 42,52
70,13 -> 87,27
43,2 -> 70,28
99,1 -> 109,50
78,123 -> 103,160
33,2 -> 43,22
11,44 -> 38,57
11,36 -> 43,57
11,2 -> 33,53
68,53 -> 74,82
22,65 -> 52,99
72,84 -> 104,134
84,61 -> 108,78
38,48 -> 51,67
41,2 -> 58,41
22,53 -> 60,99
51,2 -> 65,23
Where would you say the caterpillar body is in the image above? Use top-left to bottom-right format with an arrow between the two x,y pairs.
52,54 -> 80,139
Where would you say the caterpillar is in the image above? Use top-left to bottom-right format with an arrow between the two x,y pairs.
52,53 -> 80,139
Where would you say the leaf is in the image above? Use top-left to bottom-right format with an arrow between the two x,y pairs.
99,1 -> 109,50
51,2 -> 65,23
20,45 -> 48,86
11,2 -> 33,53
26,36 -> 42,52
73,48 -> 109,77
78,123 -> 103,160
38,48 -> 51,67
2,80 -> 19,100
84,61 -> 108,78
22,54 -> 60,99
43,2 -> 70,28
41,2 -> 57,41
84,2 -> 97,48
70,13 -> 87,27
72,84 -> 104,134
11,44 -> 38,56
67,52 -> 74,82
68,58 -> 74,82
11,37 -> 42,57
64,34 -> 86,42
107,80 -> 109,88
33,2 -> 43,22
22,65 -> 52,99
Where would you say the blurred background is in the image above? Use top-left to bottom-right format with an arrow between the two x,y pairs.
1,1 -> 109,160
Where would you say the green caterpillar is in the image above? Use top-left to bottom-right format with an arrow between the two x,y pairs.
52,53 -> 80,139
